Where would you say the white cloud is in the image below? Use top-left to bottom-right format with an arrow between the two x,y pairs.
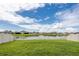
52,23 -> 63,29
0,2 -> 45,31
0,3 -> 45,12
0,1 -> 48,32
0,28 -> 5,32
64,27 -> 78,32
56,10 -> 79,27
55,4 -> 79,32
44,16 -> 50,20
21,23 -> 63,33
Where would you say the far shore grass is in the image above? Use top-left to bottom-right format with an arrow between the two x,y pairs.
12,33 -> 68,37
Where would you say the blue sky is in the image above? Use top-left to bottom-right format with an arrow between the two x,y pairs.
16,3 -> 76,24
0,3 -> 79,32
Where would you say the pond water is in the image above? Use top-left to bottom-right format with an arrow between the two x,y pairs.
16,35 -> 66,40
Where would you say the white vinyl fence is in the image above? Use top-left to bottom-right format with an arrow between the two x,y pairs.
66,34 -> 79,41
0,33 -> 15,43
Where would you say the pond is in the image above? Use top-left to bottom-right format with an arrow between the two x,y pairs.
16,35 -> 66,40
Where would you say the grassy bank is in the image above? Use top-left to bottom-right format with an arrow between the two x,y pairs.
13,34 -> 39,37
13,33 -> 68,37
0,40 -> 79,56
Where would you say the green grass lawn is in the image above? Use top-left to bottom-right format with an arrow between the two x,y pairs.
0,40 -> 79,56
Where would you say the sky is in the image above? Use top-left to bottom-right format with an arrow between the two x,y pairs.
0,2 -> 79,32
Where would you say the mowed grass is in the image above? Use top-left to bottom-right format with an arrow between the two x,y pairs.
0,40 -> 79,56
